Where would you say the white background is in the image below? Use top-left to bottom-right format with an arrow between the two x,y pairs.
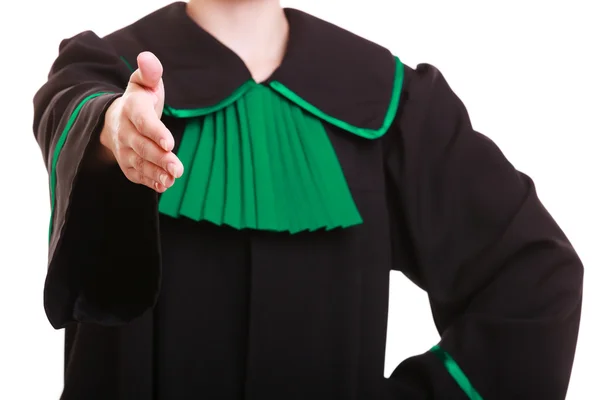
0,1 -> 597,398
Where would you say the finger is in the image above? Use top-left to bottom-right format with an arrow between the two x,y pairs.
127,52 -> 165,118
129,52 -> 163,91
124,167 -> 167,193
125,123 -> 169,169
123,148 -> 175,188
120,118 -> 183,177
123,97 -> 174,152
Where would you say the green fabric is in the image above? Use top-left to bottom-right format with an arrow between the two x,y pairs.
162,80 -> 257,118
118,56 -> 255,120
119,56 -> 135,73
48,92 -> 114,240
268,56 -> 404,139
430,345 -> 484,400
158,83 -> 362,233
119,56 -> 404,139
120,55 -> 404,231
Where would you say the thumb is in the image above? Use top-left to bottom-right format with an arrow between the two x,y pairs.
129,51 -> 163,91
128,51 -> 165,117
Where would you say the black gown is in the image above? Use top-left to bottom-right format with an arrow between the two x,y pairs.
32,2 -> 583,399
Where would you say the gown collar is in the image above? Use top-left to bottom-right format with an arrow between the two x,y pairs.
117,2 -> 402,134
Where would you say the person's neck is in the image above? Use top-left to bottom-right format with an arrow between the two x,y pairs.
186,0 -> 288,82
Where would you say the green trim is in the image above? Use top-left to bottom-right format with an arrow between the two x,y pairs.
430,345 -> 484,400
120,56 -> 135,73
118,56 -> 404,139
158,84 -> 363,233
48,92 -> 113,240
162,80 -> 257,118
268,56 -> 404,139
119,56 -> 256,120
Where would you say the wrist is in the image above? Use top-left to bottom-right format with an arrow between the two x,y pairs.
97,100 -> 120,164
98,126 -> 116,163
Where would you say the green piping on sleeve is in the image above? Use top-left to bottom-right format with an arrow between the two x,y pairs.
48,92 -> 114,240
120,56 -> 135,73
430,345 -> 484,400
268,56 -> 404,140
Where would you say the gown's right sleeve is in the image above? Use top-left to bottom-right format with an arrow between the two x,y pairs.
33,31 -> 161,329
383,64 -> 583,399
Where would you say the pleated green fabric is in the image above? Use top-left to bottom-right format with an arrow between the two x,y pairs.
158,83 -> 363,233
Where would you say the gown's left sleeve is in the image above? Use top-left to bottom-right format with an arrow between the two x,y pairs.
384,64 -> 583,399
33,32 -> 161,328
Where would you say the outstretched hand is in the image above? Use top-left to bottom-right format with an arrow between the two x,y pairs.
99,51 -> 183,192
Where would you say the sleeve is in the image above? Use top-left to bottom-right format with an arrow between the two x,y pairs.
32,31 -> 161,329
383,64 -> 583,399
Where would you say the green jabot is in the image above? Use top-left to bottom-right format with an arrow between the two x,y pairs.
155,56 -> 404,233
158,83 -> 363,233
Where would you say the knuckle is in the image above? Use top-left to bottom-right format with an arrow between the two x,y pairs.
137,139 -> 148,159
133,156 -> 145,171
136,171 -> 145,185
157,153 -> 169,169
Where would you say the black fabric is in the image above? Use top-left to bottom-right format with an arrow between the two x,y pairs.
111,2 -> 252,110
108,2 -> 396,130
267,8 -> 396,130
384,64 -> 583,399
32,3 -> 583,399
32,30 -> 162,328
